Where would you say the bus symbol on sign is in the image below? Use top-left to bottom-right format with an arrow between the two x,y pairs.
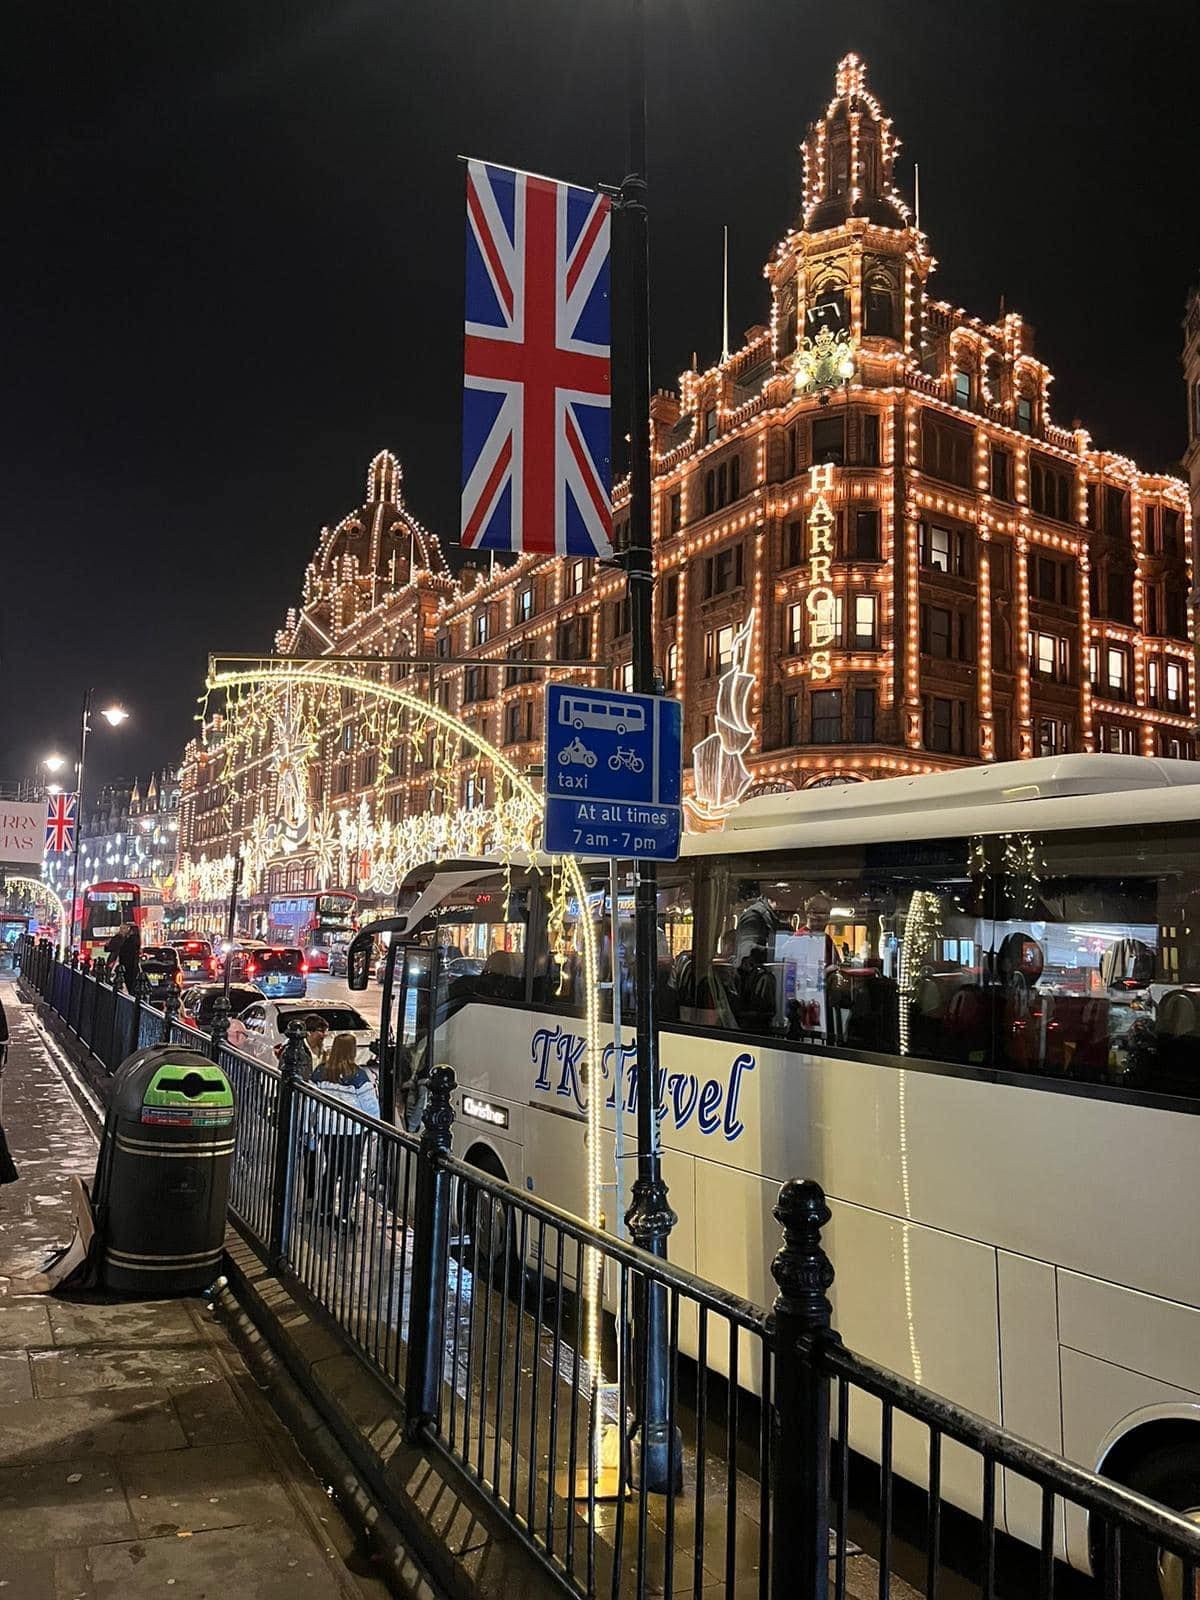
558,693 -> 647,738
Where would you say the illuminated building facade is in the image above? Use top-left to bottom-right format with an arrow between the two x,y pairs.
1183,280 -> 1200,709
175,56 -> 1194,924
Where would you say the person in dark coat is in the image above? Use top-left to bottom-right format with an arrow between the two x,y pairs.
111,923 -> 141,992
0,994 -> 17,1185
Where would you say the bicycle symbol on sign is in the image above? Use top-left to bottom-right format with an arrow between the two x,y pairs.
608,747 -> 645,774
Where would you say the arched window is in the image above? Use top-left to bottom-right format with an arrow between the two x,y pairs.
864,269 -> 899,339
807,280 -> 848,335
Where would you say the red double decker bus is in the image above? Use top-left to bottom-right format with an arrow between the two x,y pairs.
267,890 -> 357,971
80,880 -> 143,963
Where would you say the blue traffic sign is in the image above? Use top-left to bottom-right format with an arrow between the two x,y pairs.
544,685 -> 682,860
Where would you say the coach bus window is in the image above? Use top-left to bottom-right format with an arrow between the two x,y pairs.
436,884 -> 529,1003
980,824 -> 1200,1098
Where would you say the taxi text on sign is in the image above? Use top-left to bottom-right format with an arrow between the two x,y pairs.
544,685 -> 682,861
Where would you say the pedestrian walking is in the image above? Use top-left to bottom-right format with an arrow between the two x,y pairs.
0,994 -> 18,1185
105,922 -> 141,992
311,1034 -> 379,1228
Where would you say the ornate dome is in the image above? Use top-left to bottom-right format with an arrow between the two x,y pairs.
801,55 -> 912,233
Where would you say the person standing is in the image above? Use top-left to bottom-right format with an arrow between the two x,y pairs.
312,1034 -> 379,1227
0,994 -> 17,1186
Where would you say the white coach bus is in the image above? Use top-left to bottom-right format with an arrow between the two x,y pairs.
355,754 -> 1200,1585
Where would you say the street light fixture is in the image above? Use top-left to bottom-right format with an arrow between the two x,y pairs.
43,754 -> 67,774
66,692 -> 131,947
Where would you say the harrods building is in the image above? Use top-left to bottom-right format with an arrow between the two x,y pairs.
177,55 -> 1194,917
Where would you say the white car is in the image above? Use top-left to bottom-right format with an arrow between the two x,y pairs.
237,997 -> 377,1072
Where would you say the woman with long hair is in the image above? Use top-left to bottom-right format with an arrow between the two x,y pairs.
311,1034 -> 379,1228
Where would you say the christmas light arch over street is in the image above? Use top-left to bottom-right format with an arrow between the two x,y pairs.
205,662 -> 608,1388
4,877 -> 68,955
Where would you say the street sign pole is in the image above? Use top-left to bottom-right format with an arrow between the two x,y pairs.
620,0 -> 682,1494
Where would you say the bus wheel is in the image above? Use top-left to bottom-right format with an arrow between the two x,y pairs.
1110,1440 -> 1200,1599
454,1149 -> 515,1286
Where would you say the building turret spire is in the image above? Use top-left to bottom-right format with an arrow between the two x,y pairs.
801,53 -> 912,232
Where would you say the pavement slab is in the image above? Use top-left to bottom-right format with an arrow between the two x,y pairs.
0,977 -> 396,1600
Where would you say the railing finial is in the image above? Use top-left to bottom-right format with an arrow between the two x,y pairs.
771,1178 -> 834,1330
421,1064 -> 457,1154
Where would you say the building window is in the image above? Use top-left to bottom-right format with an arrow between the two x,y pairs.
1163,508 -> 1182,557
1030,455 -> 1073,523
1106,646 -> 1131,697
953,369 -> 972,408
784,520 -> 804,568
921,604 -> 953,660
810,689 -> 842,743
853,688 -> 876,743
504,700 -> 533,745
1030,631 -> 1069,682
517,587 -> 534,623
785,422 -> 801,479
990,447 -> 1012,501
1016,395 -> 1034,435
852,595 -> 877,649
464,775 -> 485,810
1038,718 -> 1070,758
784,692 -> 801,746
863,270 -> 899,339
1034,555 -> 1073,606
703,471 -> 716,517
666,491 -> 682,535
1166,660 -> 1185,710
387,791 -> 405,824
436,634 -> 450,659
705,626 -> 736,677
473,611 -> 488,646
810,596 -> 843,646
611,595 -> 632,637
919,521 -> 971,578
569,561 -> 588,596
859,413 -> 881,467
920,413 -> 972,487
505,643 -> 535,687
1101,724 -> 1137,755
663,642 -> 678,691
334,763 -> 351,794
612,518 -> 630,551
341,723 -> 354,753
704,407 -> 718,444
807,283 -> 847,333
359,752 -> 378,787
923,696 -> 968,755
1166,587 -> 1187,639
812,415 -> 845,467
705,542 -> 744,597
663,572 -> 679,617
786,603 -> 805,653
463,665 -> 490,703
850,508 -> 880,560
555,615 -> 591,661
618,661 -> 634,692
1103,485 -> 1128,537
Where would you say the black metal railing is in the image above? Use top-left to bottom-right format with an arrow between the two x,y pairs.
18,935 -> 1200,1599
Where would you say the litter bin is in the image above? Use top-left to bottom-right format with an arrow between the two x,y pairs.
93,1045 -> 236,1295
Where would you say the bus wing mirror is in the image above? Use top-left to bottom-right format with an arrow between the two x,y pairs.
347,930 -> 373,991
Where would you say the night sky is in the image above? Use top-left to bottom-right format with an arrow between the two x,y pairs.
4,1 -> 1198,793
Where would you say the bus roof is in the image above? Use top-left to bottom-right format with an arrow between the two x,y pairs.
383,756 -> 1200,926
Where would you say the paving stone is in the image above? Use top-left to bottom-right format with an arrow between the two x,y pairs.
0,1386 -> 189,1463
30,1342 -> 223,1398
119,1439 -> 296,1536
170,1374 -> 256,1446
0,1297 -> 53,1349
47,1296 -> 200,1348
0,1455 -> 135,1551
0,1547 -> 58,1599
0,1350 -> 33,1403
87,1523 -> 350,1598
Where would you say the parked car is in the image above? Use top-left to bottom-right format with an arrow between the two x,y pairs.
139,945 -> 183,996
225,945 -> 308,998
169,938 -> 219,985
237,998 -> 377,1069
179,984 -> 265,1031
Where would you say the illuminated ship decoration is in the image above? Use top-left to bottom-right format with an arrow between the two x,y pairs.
686,610 -> 756,828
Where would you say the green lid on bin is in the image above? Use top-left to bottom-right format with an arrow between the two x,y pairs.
142,1062 -> 234,1110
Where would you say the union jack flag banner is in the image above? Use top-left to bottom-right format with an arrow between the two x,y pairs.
461,159 -> 613,558
45,792 -> 76,854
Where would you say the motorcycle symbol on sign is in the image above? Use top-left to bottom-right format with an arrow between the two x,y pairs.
558,737 -> 597,769
608,747 -> 645,774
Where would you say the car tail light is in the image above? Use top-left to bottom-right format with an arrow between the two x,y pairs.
208,958 -> 218,975
246,961 -> 257,978
299,961 -> 308,974
174,971 -> 183,987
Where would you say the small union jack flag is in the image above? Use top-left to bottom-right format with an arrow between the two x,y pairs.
45,792 -> 76,854
461,159 -> 613,558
